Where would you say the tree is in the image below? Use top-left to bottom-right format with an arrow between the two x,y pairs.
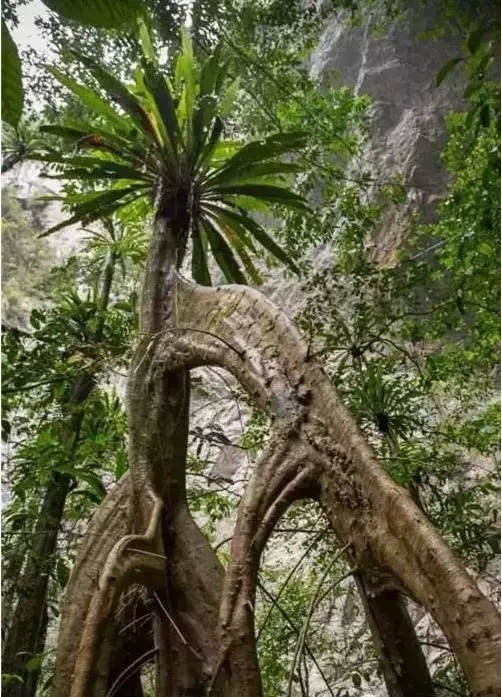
29,28 -> 500,697
1,219 -> 143,697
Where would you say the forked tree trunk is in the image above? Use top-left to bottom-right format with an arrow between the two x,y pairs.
53,237 -> 499,697
54,205 -> 230,697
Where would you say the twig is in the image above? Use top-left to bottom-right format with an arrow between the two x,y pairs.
286,545 -> 352,697
105,647 -> 157,697
257,530 -> 323,640
118,612 -> 153,635
153,590 -> 204,661
257,580 -> 336,697
128,548 -> 167,561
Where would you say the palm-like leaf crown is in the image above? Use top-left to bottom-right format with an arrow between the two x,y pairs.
35,29 -> 308,285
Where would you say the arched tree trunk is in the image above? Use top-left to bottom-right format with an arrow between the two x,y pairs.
164,278 -> 500,697
54,260 -> 500,696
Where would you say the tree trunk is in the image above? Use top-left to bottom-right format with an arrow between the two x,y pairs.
53,475 -> 132,696
53,261 -> 500,695
356,573 -> 435,697
356,428 -> 434,695
2,522 -> 32,637
55,210 -> 234,696
2,472 -> 72,697
165,278 -> 500,696
107,591 -> 151,697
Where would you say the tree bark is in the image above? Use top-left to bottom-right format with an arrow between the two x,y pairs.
356,573 -> 436,697
164,277 -> 500,697
2,471 -> 72,697
55,214 -> 233,696
54,272 -> 500,696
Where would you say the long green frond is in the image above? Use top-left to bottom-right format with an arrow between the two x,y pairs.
191,225 -> 212,285
203,219 -> 247,284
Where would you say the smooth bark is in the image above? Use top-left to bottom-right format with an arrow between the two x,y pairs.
356,574 -> 436,697
54,264 -> 500,696
165,278 -> 500,696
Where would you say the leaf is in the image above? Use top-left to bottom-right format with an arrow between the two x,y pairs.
191,225 -> 212,285
25,654 -> 43,673
39,186 -> 144,236
221,206 -> 299,273
114,450 -> 127,479
1,20 -> 23,128
203,220 -> 247,284
219,224 -> 262,284
215,183 -> 308,211
2,419 -> 11,439
467,27 -> 483,55
196,115 -> 223,171
41,0 -> 143,30
220,76 -> 240,117
43,161 -> 152,182
435,57 -> 463,87
2,675 -> 24,685
39,124 -> 90,141
67,352 -> 85,364
48,68 -> 130,128
198,46 -> 223,99
203,208 -> 262,283
56,557 -> 70,589
206,161 -> 300,187
221,131 -> 307,169
178,26 -> 195,98
77,471 -> 106,501
138,16 -> 156,64
72,51 -> 160,146
40,122 -> 151,162
177,28 -> 196,148
202,203 -> 257,254
142,62 -> 180,158
464,81 -> 482,99
479,103 -> 491,127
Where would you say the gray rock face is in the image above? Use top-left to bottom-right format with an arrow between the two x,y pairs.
309,5 -> 467,263
208,5 -> 474,479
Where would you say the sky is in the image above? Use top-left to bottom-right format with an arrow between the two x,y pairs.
11,0 -> 50,55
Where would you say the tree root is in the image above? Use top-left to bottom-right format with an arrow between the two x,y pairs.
54,476 -> 130,697
210,429 -> 318,696
162,276 -> 500,697
56,275 -> 500,697
69,489 -> 165,697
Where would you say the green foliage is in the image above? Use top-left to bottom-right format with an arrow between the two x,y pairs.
293,38 -> 500,576
1,215 -> 140,651
41,0 -> 144,30
400,65 -> 500,378
1,19 -> 23,127
32,29 -> 309,285
2,118 -> 50,173
4,3 -> 500,694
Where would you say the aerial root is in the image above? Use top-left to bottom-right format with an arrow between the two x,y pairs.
70,490 -> 165,697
